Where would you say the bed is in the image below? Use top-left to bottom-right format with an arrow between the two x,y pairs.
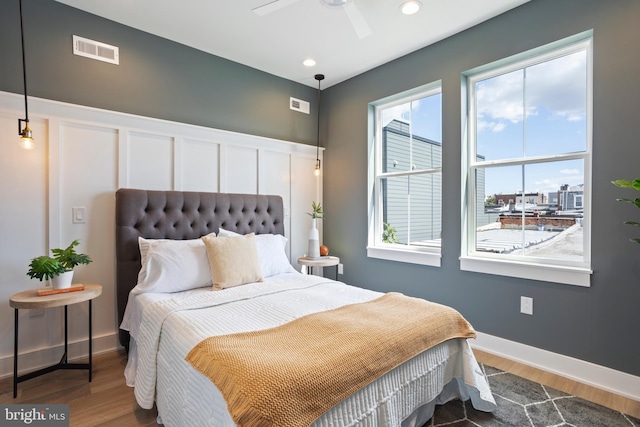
115,188 -> 496,427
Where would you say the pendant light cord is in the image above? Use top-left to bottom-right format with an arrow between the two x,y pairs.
19,0 -> 29,122
314,74 -> 324,163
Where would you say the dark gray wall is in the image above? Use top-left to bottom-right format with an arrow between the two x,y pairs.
0,0 -> 317,145
323,0 -> 640,376
3,0 -> 638,377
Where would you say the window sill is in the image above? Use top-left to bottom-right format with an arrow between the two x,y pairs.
459,256 -> 591,287
367,245 -> 441,267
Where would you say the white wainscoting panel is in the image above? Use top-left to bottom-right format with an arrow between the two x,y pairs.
224,145 -> 258,194
181,138 -> 220,192
60,122 -> 119,342
128,132 -> 174,190
290,156 -> 323,267
260,150 -> 293,256
0,91 -> 322,379
0,112 -> 50,357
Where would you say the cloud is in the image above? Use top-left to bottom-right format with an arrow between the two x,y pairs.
477,120 -> 506,133
532,170 -> 583,195
381,98 -> 426,127
560,168 -> 581,175
532,178 -> 564,195
475,50 -> 587,132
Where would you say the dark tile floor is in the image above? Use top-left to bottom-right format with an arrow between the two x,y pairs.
424,365 -> 640,427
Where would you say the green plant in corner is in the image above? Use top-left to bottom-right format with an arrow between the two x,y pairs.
307,201 -> 324,219
611,178 -> 640,245
27,239 -> 92,281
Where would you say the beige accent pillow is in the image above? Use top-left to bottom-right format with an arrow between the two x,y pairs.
201,233 -> 263,290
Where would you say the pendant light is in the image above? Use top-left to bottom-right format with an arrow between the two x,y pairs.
314,74 -> 324,176
18,0 -> 34,150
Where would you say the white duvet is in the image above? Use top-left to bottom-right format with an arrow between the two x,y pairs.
121,273 -> 496,426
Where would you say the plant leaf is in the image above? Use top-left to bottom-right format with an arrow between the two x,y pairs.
616,197 -> 633,203
633,178 -> 640,191
624,221 -> 640,227
612,179 -> 634,188
630,238 -> 640,245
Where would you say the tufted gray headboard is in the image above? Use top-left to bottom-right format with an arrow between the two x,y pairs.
115,188 -> 285,350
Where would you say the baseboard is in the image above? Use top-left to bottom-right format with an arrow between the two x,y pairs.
472,331 -> 640,403
0,332 -> 120,380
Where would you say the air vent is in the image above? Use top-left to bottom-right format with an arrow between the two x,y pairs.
73,35 -> 119,65
290,97 -> 310,114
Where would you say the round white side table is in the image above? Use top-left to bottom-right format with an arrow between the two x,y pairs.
297,256 -> 340,281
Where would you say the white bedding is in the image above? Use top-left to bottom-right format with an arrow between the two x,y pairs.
122,272 -> 496,426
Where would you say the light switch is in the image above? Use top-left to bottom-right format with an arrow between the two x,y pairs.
72,207 -> 86,224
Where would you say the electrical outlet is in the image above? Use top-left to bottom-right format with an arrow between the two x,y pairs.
338,263 -> 344,275
520,296 -> 533,315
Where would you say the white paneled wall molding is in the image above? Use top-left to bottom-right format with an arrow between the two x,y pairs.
0,91 -> 323,378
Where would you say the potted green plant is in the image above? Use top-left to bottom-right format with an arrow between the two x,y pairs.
382,222 -> 400,244
307,201 -> 324,220
611,178 -> 640,245
27,239 -> 92,288
307,201 -> 324,258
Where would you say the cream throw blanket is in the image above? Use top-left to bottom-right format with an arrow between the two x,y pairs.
186,292 -> 476,427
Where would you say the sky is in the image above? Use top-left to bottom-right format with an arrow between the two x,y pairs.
475,50 -> 587,197
382,49 -> 588,199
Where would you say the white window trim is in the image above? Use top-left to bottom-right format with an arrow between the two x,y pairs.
461,32 -> 593,287
367,245 -> 442,267
367,81 -> 442,267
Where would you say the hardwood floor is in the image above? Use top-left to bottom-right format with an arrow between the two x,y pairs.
0,350 -> 158,427
1,349 -> 638,425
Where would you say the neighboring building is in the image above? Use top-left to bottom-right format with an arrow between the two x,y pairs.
495,192 -> 547,208
382,119 -> 442,244
557,184 -> 584,211
381,119 -> 490,241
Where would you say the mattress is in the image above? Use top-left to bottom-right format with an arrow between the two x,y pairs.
122,273 -> 496,426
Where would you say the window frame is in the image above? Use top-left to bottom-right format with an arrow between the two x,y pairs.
461,32 -> 593,287
367,81 -> 443,267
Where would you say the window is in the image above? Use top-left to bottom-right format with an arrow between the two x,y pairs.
574,195 -> 583,209
461,33 -> 592,286
368,82 -> 442,266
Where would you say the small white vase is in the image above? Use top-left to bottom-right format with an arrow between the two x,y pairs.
52,270 -> 74,289
308,218 -> 320,259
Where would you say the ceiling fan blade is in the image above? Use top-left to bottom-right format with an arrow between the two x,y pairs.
343,2 -> 372,39
252,0 -> 301,16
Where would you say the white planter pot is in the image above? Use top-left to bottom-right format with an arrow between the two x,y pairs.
308,218 -> 320,259
52,270 -> 74,289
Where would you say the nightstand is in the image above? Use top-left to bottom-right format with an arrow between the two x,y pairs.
9,283 -> 102,398
297,256 -> 340,281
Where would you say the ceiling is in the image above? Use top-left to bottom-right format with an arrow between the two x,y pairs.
54,0 -> 530,88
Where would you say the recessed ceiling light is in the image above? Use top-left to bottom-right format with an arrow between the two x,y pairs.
322,0 -> 350,6
303,58 -> 317,67
400,0 -> 421,15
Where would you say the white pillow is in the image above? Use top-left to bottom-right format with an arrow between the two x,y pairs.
217,227 -> 241,238
254,234 -> 297,277
138,236 -> 167,266
133,234 -> 214,294
217,228 -> 296,277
